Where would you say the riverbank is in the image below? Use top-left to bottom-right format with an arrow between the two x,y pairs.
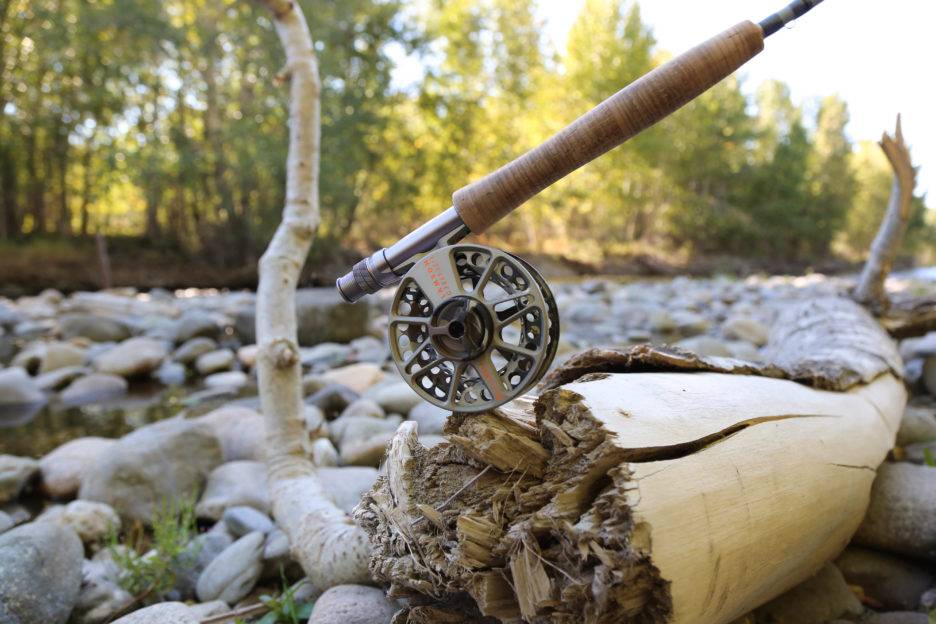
0,236 -> 894,298
0,273 -> 934,623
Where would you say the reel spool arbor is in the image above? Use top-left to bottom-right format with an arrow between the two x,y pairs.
388,244 -> 558,413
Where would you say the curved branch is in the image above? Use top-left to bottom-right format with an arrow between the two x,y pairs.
853,115 -> 917,310
253,0 -> 371,587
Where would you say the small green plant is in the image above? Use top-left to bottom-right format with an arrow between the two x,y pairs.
257,570 -> 315,624
107,494 -> 200,599
924,447 -> 936,468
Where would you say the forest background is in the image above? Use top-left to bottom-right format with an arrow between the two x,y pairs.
1,0 -> 932,292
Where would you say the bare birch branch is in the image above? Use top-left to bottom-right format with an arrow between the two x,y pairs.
253,0 -> 371,588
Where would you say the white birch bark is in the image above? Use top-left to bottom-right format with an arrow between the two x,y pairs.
254,0 -> 370,588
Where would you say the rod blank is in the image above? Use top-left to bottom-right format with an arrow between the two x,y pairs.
760,0 -> 825,37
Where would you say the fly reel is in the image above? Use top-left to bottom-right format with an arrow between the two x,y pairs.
387,244 -> 558,413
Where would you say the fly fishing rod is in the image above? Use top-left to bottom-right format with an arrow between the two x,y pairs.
337,0 -> 827,413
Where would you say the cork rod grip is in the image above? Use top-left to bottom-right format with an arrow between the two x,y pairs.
452,21 -> 765,233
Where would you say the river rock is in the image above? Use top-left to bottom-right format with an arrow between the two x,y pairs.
54,500 -> 121,545
111,602 -> 198,624
72,551 -> 133,624
855,462 -> 936,560
196,461 -> 268,520
60,373 -> 128,407
0,455 -> 39,503
172,337 -> 218,365
349,335 -> 386,364
93,337 -> 168,378
79,419 -> 223,523
301,343 -> 352,370
723,315 -> 769,347
341,432 -> 395,466
340,398 -> 385,420
195,531 -> 265,604
39,437 -> 116,498
0,511 -> 13,534
13,341 -> 87,375
0,367 -> 45,410
407,402 -> 448,435
235,288 -> 369,346
59,314 -> 131,343
204,370 -> 248,390
331,414 -> 402,448
0,521 -> 84,624
897,405 -> 936,446
674,335 -> 733,358
307,383 -> 360,417
35,365 -> 90,391
319,467 -> 379,514
303,404 -> 328,440
196,406 -> 265,462
223,506 -> 274,537
172,529 -> 234,600
195,349 -> 235,375
373,382 -> 421,416
310,438 -> 339,467
322,363 -> 385,394
309,584 -> 398,624
753,562 -> 863,623
171,310 -> 221,344
236,344 -> 258,369
835,545 -> 934,610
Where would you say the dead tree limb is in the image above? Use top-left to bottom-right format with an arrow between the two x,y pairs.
853,115 -> 917,310
254,0 -> 370,588
357,298 -> 906,623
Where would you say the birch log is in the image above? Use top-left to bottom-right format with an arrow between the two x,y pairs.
356,297 -> 906,624
254,0 -> 370,588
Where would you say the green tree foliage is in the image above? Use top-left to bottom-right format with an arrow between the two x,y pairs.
0,0 -> 931,268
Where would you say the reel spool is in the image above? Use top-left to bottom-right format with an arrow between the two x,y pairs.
388,244 -> 559,413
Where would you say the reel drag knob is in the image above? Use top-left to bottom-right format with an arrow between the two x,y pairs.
388,244 -> 559,413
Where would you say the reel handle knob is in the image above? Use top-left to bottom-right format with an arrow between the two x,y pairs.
452,21 -> 764,234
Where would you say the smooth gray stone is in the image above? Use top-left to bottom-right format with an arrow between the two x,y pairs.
835,545 -> 935,610
171,530 -> 234,600
195,531 -> 264,604
223,506 -> 274,537
753,563 -> 863,624
59,373 -> 128,408
59,314 -> 131,343
79,419 -> 222,523
855,462 -> 936,561
0,521 -> 84,624
308,584 -> 398,624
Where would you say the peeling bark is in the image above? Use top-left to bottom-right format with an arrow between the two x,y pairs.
254,0 -> 371,588
356,298 -> 906,623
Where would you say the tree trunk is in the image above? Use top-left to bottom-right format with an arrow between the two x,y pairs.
26,130 -> 45,234
253,0 -> 372,591
357,297 -> 906,624
79,143 -> 93,237
0,142 -> 18,239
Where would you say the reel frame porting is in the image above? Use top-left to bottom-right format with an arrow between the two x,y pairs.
388,243 -> 559,413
